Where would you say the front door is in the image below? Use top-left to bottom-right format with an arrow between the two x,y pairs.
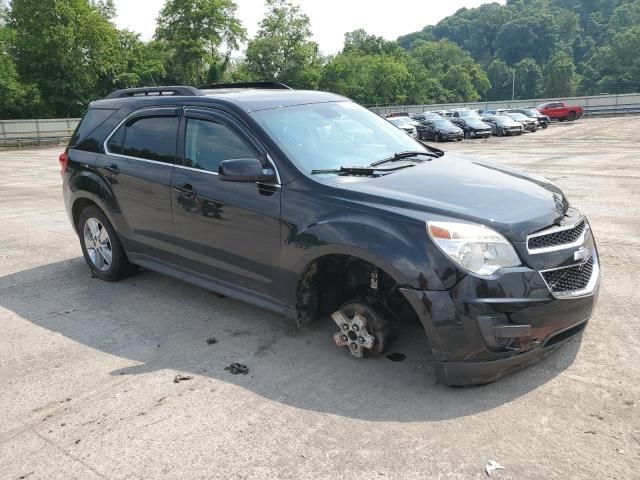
170,108 -> 282,304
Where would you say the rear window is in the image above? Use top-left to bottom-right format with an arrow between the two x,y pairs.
70,108 -> 117,149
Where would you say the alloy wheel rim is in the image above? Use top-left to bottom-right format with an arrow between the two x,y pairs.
83,218 -> 112,271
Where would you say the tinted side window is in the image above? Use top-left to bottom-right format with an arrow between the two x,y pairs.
70,108 -> 117,151
107,125 -> 125,154
121,116 -> 179,163
184,118 -> 257,173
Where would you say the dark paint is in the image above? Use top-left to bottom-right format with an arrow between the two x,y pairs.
63,89 -> 599,385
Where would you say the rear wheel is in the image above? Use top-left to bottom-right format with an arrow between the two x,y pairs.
568,111 -> 577,121
497,128 -> 504,137
78,205 -> 135,281
464,130 -> 470,139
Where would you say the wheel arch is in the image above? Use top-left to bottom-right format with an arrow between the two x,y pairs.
68,171 -> 121,233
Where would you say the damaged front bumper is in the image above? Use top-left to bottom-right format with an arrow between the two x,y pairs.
399,263 -> 598,386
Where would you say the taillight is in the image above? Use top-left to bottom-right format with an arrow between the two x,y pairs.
58,150 -> 69,177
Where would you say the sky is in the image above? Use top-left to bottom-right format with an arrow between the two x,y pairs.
114,0 -> 505,55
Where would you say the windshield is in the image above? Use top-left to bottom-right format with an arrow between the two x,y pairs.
522,109 -> 540,116
252,101 -> 428,174
508,113 -> 528,120
458,110 -> 479,118
433,119 -> 457,128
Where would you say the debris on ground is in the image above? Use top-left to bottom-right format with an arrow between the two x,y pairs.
485,460 -> 504,477
206,337 -> 218,345
386,353 -> 406,362
173,374 -> 193,383
225,363 -> 249,375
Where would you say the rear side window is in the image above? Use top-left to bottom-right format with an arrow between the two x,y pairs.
107,116 -> 179,164
184,118 -> 257,173
70,108 -> 117,151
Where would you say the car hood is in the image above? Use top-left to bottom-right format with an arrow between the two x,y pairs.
330,153 -> 567,241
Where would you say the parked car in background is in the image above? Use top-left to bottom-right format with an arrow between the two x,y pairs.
509,107 -> 550,128
417,118 -> 464,142
385,112 -> 411,119
482,115 -> 525,136
504,112 -> 539,132
388,116 -> 418,138
412,112 -> 443,121
449,109 -> 481,119
451,117 -> 492,139
537,101 -> 584,121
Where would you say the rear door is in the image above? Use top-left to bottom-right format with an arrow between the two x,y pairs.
96,107 -> 180,257
170,108 -> 282,303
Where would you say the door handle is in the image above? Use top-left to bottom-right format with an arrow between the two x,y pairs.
174,183 -> 197,197
104,163 -> 119,175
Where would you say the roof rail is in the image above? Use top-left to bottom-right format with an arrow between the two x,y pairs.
198,82 -> 292,90
104,86 -> 201,99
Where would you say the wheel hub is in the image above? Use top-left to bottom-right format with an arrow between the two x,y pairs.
332,310 -> 376,358
83,218 -> 112,272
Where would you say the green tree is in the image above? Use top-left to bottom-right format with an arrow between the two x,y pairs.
343,29 -> 403,56
543,51 -> 577,97
486,59 -> 512,101
10,0 -> 121,116
410,40 -> 489,102
155,0 -> 245,86
515,58 -> 542,99
244,0 -> 321,88
494,15 -> 558,65
0,14 -> 42,118
319,52 -> 415,105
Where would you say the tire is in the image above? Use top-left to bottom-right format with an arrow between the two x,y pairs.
568,111 -> 577,121
542,123 -> 548,129
78,205 -> 135,281
464,130 -> 470,139
434,133 -> 441,143
497,128 -> 504,137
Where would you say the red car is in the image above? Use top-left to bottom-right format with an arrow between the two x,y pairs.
537,101 -> 584,121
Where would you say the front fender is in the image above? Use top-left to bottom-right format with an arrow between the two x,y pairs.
280,211 -> 447,308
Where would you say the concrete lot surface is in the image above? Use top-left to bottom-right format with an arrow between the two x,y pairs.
1,117 -> 639,479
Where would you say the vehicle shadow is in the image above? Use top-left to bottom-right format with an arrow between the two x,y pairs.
0,258 -> 583,423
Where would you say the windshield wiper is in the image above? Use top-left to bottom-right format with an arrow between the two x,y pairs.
311,164 -> 416,175
369,149 -> 443,167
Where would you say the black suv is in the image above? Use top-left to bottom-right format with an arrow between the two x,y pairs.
61,83 -> 599,386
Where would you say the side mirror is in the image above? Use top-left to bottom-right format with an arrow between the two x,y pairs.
218,158 -> 276,183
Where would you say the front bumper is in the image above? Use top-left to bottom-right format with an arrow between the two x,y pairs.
399,226 -> 599,386
433,319 -> 588,386
441,132 -> 463,141
471,130 -> 491,138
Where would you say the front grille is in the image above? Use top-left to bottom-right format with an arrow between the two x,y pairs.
541,257 -> 594,293
528,220 -> 586,250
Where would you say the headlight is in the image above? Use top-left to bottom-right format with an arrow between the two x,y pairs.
427,221 -> 521,275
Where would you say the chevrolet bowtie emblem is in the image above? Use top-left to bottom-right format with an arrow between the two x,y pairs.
574,246 -> 590,262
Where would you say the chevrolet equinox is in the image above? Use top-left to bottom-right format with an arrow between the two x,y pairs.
61,83 -> 599,385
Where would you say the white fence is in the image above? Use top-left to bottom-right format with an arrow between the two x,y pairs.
368,92 -> 640,116
0,118 -> 80,148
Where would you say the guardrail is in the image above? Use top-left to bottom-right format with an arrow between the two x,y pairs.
367,92 -> 640,116
0,118 -> 80,149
